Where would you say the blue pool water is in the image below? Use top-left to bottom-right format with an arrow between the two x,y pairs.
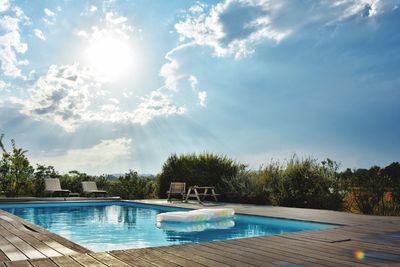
0,201 -> 336,252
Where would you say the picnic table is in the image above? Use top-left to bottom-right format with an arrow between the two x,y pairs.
184,186 -> 220,204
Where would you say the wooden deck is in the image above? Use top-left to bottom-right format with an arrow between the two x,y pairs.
1,200 -> 400,266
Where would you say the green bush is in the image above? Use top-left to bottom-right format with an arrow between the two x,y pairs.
382,162 -> 400,205
59,170 -> 96,194
33,165 -> 59,196
157,153 -> 245,198
344,166 -> 394,215
106,170 -> 157,199
268,157 -> 343,210
220,162 -> 281,204
0,135 -> 34,196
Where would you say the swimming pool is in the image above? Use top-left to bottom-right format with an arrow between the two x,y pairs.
0,201 -> 336,252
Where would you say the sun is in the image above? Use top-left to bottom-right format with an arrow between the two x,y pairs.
85,36 -> 134,81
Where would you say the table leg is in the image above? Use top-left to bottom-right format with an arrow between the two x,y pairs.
194,188 -> 203,204
212,188 -> 218,202
184,188 -> 191,203
202,188 -> 208,201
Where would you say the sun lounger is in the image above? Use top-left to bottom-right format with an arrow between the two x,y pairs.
167,182 -> 186,202
82,181 -> 107,197
44,178 -> 70,197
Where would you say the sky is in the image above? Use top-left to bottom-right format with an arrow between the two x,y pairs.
0,0 -> 399,175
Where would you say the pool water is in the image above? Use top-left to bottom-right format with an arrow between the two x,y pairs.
0,202 -> 335,252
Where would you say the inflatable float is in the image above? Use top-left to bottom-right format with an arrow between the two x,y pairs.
156,208 -> 235,223
157,219 -> 235,232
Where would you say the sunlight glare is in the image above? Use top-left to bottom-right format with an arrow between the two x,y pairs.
85,37 -> 134,81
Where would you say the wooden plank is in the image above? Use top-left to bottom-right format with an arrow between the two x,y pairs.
28,258 -> 57,267
1,233 -> 45,259
237,236 -> 373,267
184,243 -> 262,267
49,256 -> 82,267
4,260 -> 33,267
144,247 -> 204,267
0,249 -> 10,262
110,251 -> 157,267
88,252 -> 130,267
0,220 -> 63,258
268,234 -> 400,265
69,254 -> 107,267
124,248 -> 181,267
42,241 -> 76,256
157,245 -> 230,267
0,235 -> 28,262
0,212 -> 89,255
206,240 -> 323,267
200,241 -> 286,267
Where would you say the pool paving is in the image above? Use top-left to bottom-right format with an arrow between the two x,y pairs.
0,199 -> 399,266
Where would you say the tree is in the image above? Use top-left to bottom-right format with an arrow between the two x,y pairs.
157,153 -> 245,198
33,164 -> 59,196
0,134 -> 34,196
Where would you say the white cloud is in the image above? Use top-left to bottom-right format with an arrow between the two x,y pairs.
188,75 -> 198,90
0,13 -> 28,78
75,30 -> 89,38
44,8 -> 55,17
189,2 -> 207,14
105,12 -> 127,25
0,80 -> 10,90
0,0 -> 10,12
175,0 -> 395,59
43,8 -> 56,24
13,63 -> 100,132
175,0 -> 291,59
131,90 -> 186,125
197,91 -> 207,107
33,29 -> 46,40
34,138 -> 132,174
89,5 -> 98,12
13,62 -> 186,131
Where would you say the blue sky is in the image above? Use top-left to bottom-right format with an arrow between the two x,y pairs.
0,0 -> 399,175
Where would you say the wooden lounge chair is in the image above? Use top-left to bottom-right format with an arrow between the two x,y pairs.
167,182 -> 186,202
82,181 -> 107,197
44,178 -> 70,197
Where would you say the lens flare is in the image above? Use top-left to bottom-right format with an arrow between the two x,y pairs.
354,249 -> 365,261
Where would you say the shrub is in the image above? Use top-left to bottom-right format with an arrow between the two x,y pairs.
157,153 -> 245,198
269,157 -> 343,210
0,135 -> 34,196
107,170 -> 157,199
59,170 -> 96,194
33,165 -> 59,196
221,161 -> 281,204
343,166 -> 395,215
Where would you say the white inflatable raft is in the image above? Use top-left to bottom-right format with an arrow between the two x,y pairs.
156,208 -> 235,223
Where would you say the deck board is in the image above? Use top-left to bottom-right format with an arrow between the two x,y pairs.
49,256 -> 82,267
124,248 -> 181,267
1,200 -> 400,266
29,258 -> 58,267
4,260 -> 33,267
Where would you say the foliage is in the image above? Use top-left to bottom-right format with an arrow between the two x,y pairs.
268,157 -> 343,210
157,153 -> 245,198
59,170 -> 95,194
33,164 -> 59,196
343,165 -> 398,215
382,162 -> 400,205
1,134 -> 399,215
220,162 -> 281,204
0,134 -> 34,196
106,170 -> 157,199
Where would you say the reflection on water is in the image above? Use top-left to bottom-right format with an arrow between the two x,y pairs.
157,219 -> 235,232
2,203 -> 334,252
